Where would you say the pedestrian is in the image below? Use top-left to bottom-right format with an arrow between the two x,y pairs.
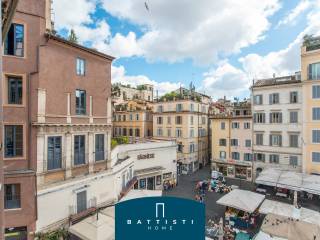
199,195 -> 204,203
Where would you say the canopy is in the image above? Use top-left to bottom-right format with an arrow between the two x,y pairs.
120,189 -> 162,202
261,214 -> 320,240
255,169 -> 320,195
69,206 -> 115,240
216,189 -> 265,213
260,199 -> 320,226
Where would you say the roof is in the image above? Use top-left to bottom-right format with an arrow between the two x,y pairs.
216,189 -> 265,213
260,199 -> 320,226
45,33 -> 115,61
260,214 -> 320,240
255,168 -> 320,194
252,75 -> 301,88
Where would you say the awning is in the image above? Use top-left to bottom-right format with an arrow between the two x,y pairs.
216,189 -> 265,213
255,169 -> 320,195
260,199 -> 320,226
134,166 -> 165,177
261,214 -> 320,240
69,206 -> 115,240
120,189 -> 162,202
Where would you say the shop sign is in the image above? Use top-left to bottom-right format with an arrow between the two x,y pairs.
137,153 -> 155,160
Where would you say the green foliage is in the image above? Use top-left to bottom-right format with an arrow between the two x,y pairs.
111,136 -> 129,149
35,228 -> 69,240
68,29 -> 78,43
159,91 -> 182,101
136,85 -> 147,90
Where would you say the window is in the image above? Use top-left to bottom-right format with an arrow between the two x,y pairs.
122,115 -> 126,121
269,154 -> 279,164
232,122 -> 239,129
176,116 -> 183,124
95,134 -> 104,161
289,156 -> 298,166
123,128 -> 127,136
313,85 -> 320,99
176,128 -> 182,137
157,128 -> 163,136
136,114 -> 139,121
5,23 -> 24,57
76,58 -> 86,76
231,152 -> 240,160
221,122 -> 225,130
269,93 -> 279,104
74,135 -> 85,165
135,128 -> 140,137
156,175 -> 162,185
129,114 -> 133,121
177,144 -> 183,152
256,133 -> 263,145
8,76 -> 22,104
157,117 -> 163,124
253,113 -> 265,123
245,140 -> 251,147
219,139 -> 227,146
313,108 -> 320,120
308,63 -> 320,80
117,115 -> 121,121
167,129 -> 171,137
289,134 -> 299,148
312,130 -> 320,143
270,112 -> 282,123
254,153 -> 265,162
157,105 -> 163,112
270,134 -> 282,146
230,139 -> 238,146
75,90 -> 86,115
220,151 -> 226,159
312,152 -> 320,163
4,184 -> 21,209
129,128 -> 133,136
4,125 -> 23,158
190,129 -> 194,137
202,117 -> 206,125
244,122 -> 250,129
244,153 -> 252,161
190,104 -> 194,112
167,116 -> 171,124
189,143 -> 195,153
190,116 -> 194,125
290,91 -> 298,103
176,104 -> 183,112
47,136 -> 62,170
254,95 -> 263,105
76,191 -> 87,213
290,111 -> 298,123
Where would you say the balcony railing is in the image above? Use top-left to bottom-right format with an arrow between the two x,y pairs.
119,176 -> 138,199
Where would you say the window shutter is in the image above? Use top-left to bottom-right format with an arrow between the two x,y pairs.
253,114 -> 257,123
270,135 -> 272,146
279,113 -> 282,123
269,94 -> 272,104
263,113 -> 266,123
270,113 -> 272,123
308,64 -> 312,80
279,135 -> 282,146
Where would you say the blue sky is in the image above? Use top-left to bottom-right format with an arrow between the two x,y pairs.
53,0 -> 320,99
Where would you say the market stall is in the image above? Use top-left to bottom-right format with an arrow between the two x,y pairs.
216,189 -> 265,237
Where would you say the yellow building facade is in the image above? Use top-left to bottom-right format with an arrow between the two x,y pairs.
301,39 -> 320,174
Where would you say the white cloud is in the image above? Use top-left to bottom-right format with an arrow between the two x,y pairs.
101,0 -> 280,64
200,62 -> 250,100
112,65 -> 181,96
276,0 -> 311,28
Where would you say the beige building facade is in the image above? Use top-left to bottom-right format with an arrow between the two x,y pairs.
112,83 -> 154,105
153,96 -> 210,174
211,103 -> 253,181
301,37 -> 320,174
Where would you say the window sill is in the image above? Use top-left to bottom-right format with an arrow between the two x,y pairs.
4,157 -> 26,161
3,104 -> 25,108
73,163 -> 88,169
3,54 -> 26,59
4,208 -> 22,211
46,168 -> 64,173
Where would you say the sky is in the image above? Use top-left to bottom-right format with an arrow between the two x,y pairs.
52,0 -> 320,100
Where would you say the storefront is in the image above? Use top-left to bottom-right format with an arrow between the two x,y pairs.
134,168 -> 174,190
5,227 -> 28,240
213,160 -> 252,181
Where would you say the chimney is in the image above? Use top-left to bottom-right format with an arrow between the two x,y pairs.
45,0 -> 54,31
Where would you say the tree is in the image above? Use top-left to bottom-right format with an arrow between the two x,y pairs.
68,29 -> 78,43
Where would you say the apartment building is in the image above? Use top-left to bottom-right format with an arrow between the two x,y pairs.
251,74 -> 303,177
301,36 -> 320,174
2,0 -> 114,236
112,83 -> 154,105
113,100 -> 153,140
211,102 -> 253,181
1,1 -> 19,238
153,89 -> 211,174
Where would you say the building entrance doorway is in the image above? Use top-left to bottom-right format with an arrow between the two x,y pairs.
147,176 -> 155,190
